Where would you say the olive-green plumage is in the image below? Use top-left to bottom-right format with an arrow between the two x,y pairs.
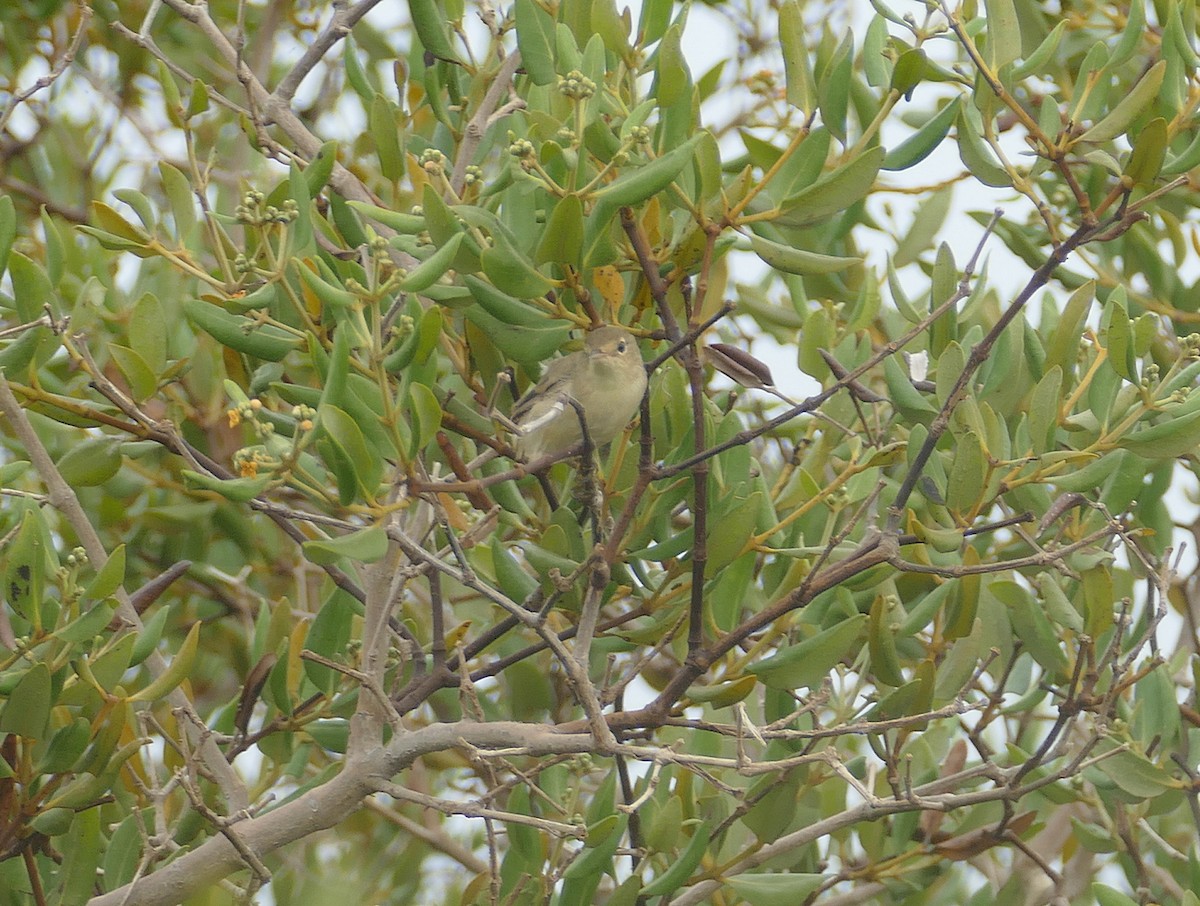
512,326 -> 647,460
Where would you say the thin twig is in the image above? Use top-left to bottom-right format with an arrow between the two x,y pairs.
0,374 -> 250,813
0,1 -> 92,135
450,50 -> 525,194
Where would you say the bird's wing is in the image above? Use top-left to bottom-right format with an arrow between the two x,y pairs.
512,357 -> 575,423
514,398 -> 567,434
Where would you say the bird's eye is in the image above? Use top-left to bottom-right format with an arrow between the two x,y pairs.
617,341 -> 627,353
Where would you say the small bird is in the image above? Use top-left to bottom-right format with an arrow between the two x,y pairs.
512,326 -> 647,461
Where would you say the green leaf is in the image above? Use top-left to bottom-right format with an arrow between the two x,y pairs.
780,1 -> 817,112
109,344 -> 158,403
83,544 -> 126,601
303,524 -> 389,565
370,93 -> 405,182
38,717 -> 91,773
407,0 -> 458,61
868,593 -> 906,686
685,675 -> 757,708
407,381 -> 442,456
304,140 -> 338,197
57,598 -> 119,644
797,306 -> 834,378
187,78 -> 210,119
867,667 -> 933,719
319,404 -> 383,499
130,292 -> 167,373
9,250 -> 55,321
748,614 -> 867,690
181,470 -> 274,502
747,233 -> 862,275
40,208 -> 64,284
30,807 -> 74,836
113,188 -> 156,232
0,662 -> 51,739
637,0 -> 673,46
1027,366 -> 1062,455
986,0 -> 1022,69
0,194 -> 15,277
515,0 -> 557,84
590,0 -> 632,61
1124,116 -> 1168,186
554,21 -> 582,74
89,634 -> 135,693
706,492 -> 761,575
130,605 -> 171,668
1078,60 -> 1166,143
59,806 -> 102,904
888,256 -> 923,320
775,146 -> 885,228
103,815 -> 144,891
593,133 -> 705,211
1164,0 -> 1200,69
724,873 -> 826,906
1045,280 -> 1095,375
183,298 -> 303,361
317,326 -> 351,414
643,794 -> 683,853
303,591 -> 357,693
638,819 -> 712,897
991,580 -> 1068,679
1093,746 -> 1179,798
933,619 -> 984,701
775,127 -> 831,198
400,233 -> 466,293
945,430 -> 986,515
463,306 -> 572,366
1035,572 -> 1084,632
306,718 -> 350,753
899,580 -> 957,635
1132,664 -> 1180,749
492,543 -> 539,603
297,262 -> 359,311
343,35 -> 374,101
883,96 -> 962,170
956,106 -> 1011,187
1103,0 -> 1145,72
1118,407 -> 1200,460
1091,885 -> 1139,906
894,184 -> 953,267
890,48 -> 926,100
480,243 -> 553,298
863,16 -> 891,87
4,510 -> 46,624
77,225 -> 150,255
127,620 -> 201,702
929,241 -> 957,354
348,200 -> 425,234
157,58 -> 184,126
464,275 -> 561,327
90,200 -> 152,245
559,814 -> 628,905
653,24 -> 690,107
1011,19 -> 1067,79
884,353 -> 938,417
535,194 -> 584,266
817,29 -> 853,139
57,437 -> 123,487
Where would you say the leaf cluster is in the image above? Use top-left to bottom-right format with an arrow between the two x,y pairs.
2,1 -> 1200,905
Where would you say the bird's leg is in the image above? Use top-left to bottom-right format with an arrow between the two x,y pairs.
566,397 -> 603,537
483,369 -> 522,433
465,371 -> 521,472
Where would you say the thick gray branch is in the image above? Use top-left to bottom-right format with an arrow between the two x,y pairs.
88,722 -> 593,906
